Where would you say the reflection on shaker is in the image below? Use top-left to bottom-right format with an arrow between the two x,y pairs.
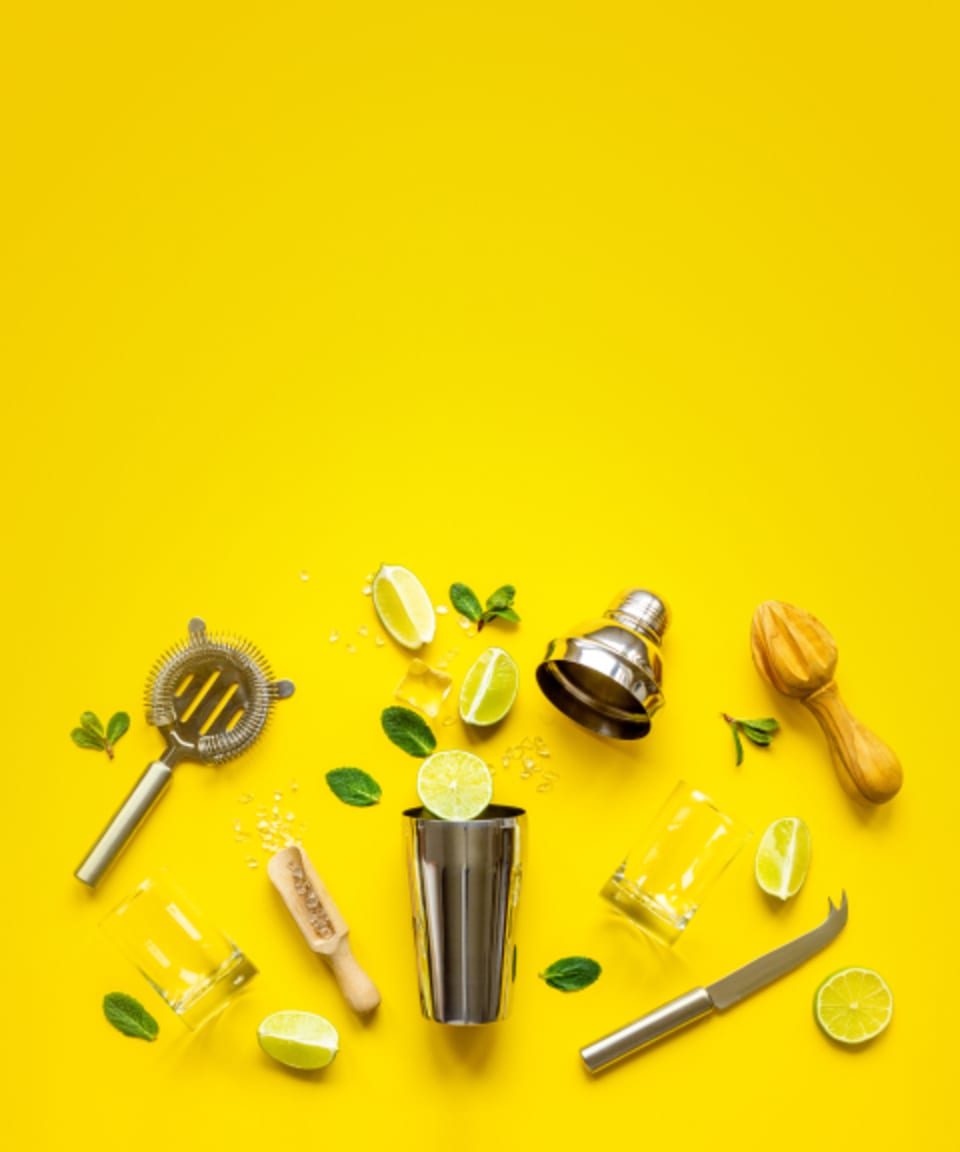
403,806 -> 525,1025
536,589 -> 669,739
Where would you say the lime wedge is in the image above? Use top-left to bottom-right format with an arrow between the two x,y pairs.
257,1011 -> 339,1070
755,817 -> 812,900
372,564 -> 436,650
417,749 -> 493,821
815,967 -> 893,1045
459,647 -> 519,726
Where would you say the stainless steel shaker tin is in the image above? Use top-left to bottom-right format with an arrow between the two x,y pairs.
536,589 -> 669,739
403,805 -> 525,1025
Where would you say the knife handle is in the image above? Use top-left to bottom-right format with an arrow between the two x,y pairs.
580,987 -> 714,1072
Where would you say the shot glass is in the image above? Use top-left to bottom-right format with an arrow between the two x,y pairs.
101,871 -> 258,1029
601,781 -> 749,945
404,806 -> 525,1025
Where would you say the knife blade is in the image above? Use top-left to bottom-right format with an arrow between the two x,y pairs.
580,891 -> 847,1072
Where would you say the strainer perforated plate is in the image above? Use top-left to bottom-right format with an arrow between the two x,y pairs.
75,617 -> 294,887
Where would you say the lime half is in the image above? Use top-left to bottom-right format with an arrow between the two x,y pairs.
755,817 -> 812,900
372,564 -> 436,650
417,749 -> 493,821
815,968 -> 893,1045
459,647 -> 519,726
257,1011 -> 339,1070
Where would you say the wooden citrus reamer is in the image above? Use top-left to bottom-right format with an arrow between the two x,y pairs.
751,600 -> 903,804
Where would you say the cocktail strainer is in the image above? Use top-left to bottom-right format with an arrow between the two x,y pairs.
75,617 -> 294,887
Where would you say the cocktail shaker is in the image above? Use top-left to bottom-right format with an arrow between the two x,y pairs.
404,805 -> 525,1025
536,589 -> 669,739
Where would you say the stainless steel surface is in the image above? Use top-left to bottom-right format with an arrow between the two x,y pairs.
536,589 -> 669,739
708,889 -> 848,1009
581,988 -> 714,1071
580,892 -> 848,1071
404,805 -> 525,1025
75,617 -> 294,887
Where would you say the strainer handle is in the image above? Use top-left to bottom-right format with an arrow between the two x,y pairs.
74,761 -> 173,886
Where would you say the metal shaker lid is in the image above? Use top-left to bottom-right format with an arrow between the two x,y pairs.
535,589 -> 669,740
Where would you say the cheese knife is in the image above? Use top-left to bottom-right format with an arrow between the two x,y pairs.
581,891 -> 848,1072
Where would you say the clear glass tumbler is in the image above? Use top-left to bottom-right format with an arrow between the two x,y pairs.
101,871 -> 258,1029
600,781 -> 750,945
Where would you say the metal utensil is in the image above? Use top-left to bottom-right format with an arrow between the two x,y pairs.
404,804 -> 525,1025
581,891 -> 848,1071
75,617 -> 294,887
536,589 -> 669,739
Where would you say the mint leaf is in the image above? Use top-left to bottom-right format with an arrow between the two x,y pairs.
732,724 -> 744,766
483,606 -> 520,625
485,585 -> 516,611
381,706 -> 437,757
539,956 -> 602,992
326,767 -> 382,807
450,583 -> 483,622
103,992 -> 159,1040
80,712 -> 104,737
72,727 -> 106,751
106,712 -> 130,745
103,712 -> 131,758
723,714 -> 780,763
741,717 -> 779,734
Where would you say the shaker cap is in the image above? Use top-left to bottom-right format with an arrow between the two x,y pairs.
607,589 -> 669,641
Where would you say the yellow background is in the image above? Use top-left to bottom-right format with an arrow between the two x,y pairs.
3,2 -> 957,1148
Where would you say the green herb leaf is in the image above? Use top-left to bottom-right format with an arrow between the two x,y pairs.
71,727 -> 106,751
732,724 -> 744,766
450,583 -> 483,622
484,606 -> 521,625
326,767 -> 382,807
106,712 -> 130,745
80,712 -> 104,737
741,727 -> 774,747
103,992 -> 159,1041
381,706 -> 437,757
539,956 -> 602,992
740,717 -> 780,734
723,713 -> 780,763
485,585 -> 516,611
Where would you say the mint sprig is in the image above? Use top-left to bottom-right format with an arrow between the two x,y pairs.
381,706 -> 437,757
103,992 -> 159,1041
71,711 -> 130,760
723,714 -> 780,765
449,582 -> 520,631
326,767 -> 382,807
539,956 -> 602,992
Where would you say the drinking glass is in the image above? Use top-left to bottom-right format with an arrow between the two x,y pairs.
600,781 -> 749,945
101,871 -> 258,1029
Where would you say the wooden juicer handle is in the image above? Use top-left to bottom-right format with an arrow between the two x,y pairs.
803,682 -> 903,804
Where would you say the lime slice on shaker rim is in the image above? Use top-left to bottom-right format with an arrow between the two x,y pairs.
417,749 -> 493,821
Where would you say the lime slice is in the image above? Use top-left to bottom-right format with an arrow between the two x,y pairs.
372,564 -> 436,650
755,817 -> 812,900
459,647 -> 519,726
257,1011 -> 339,1070
815,967 -> 893,1045
417,749 -> 493,821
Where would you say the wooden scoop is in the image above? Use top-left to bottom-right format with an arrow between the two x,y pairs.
751,600 -> 903,804
268,844 -> 381,1015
